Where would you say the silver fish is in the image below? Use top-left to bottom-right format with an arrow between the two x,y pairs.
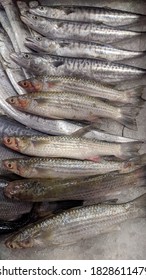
5,194 -> 146,248
2,135 -> 142,160
18,75 -> 144,105
2,157 -> 143,179
0,64 -> 85,135
6,92 -> 139,129
0,179 -> 32,221
10,53 -> 146,84
25,36 -> 146,62
29,5 -> 146,27
21,13 -> 144,44
0,30 -> 27,95
0,9 -> 19,52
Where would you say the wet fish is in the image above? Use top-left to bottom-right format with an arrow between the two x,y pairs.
5,194 -> 146,248
21,13 -> 144,44
2,157 -> 140,179
0,213 -> 33,235
18,76 -> 144,105
0,9 -> 19,52
0,179 -> 33,221
2,135 -> 142,160
6,92 -> 140,129
0,115 -> 44,137
29,5 -> 146,27
0,65 -> 87,136
0,145 -> 25,177
4,167 -> 146,203
10,53 -> 146,84
25,36 -> 146,62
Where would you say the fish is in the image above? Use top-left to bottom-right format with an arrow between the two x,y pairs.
0,179 -> 33,221
0,65 -> 88,136
2,135 -> 142,160
0,213 -> 33,235
0,9 -> 20,52
10,53 -> 146,84
4,167 -> 146,203
21,13 -> 145,44
29,5 -> 146,27
2,156 -> 141,179
25,36 -> 146,62
18,76 -> 144,105
5,194 -> 146,248
0,115 -> 44,137
6,92 -> 140,129
0,30 -> 26,95
0,144 -> 25,177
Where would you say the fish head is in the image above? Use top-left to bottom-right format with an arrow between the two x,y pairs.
3,136 -> 31,153
2,159 -> 20,174
10,52 -> 31,69
21,13 -> 47,31
18,78 -> 43,92
25,35 -> 58,53
6,96 -> 31,110
5,228 -> 34,249
29,5 -> 51,17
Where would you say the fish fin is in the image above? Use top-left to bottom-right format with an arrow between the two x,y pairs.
53,60 -> 64,68
130,194 -> 146,218
102,199 -> 119,204
125,86 -> 145,105
119,142 -> 142,160
118,106 -> 140,130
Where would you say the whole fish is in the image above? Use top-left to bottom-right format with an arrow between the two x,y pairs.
18,76 -> 144,105
29,5 -> 146,27
2,157 -> 140,179
5,194 -> 146,248
25,36 -> 146,62
6,92 -> 139,129
21,13 -> 144,44
4,167 -> 146,203
0,65 -> 87,136
0,179 -> 33,221
2,135 -> 142,160
10,53 -> 146,84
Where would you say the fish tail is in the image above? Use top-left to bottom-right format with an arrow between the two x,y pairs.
120,141 -> 142,159
125,86 -> 145,105
118,106 -> 141,130
130,194 -> 146,218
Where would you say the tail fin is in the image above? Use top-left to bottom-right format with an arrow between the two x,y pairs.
119,141 -> 142,159
118,106 -> 141,130
130,194 -> 146,218
125,86 -> 145,105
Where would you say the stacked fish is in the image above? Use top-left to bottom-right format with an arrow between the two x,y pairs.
0,0 -> 146,249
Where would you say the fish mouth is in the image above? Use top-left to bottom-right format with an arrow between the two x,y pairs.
25,37 -> 38,51
10,52 -> 20,64
20,15 -> 35,28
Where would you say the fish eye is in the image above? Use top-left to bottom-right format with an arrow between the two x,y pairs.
8,163 -> 13,169
36,36 -> 42,41
6,138 -> 11,144
32,15 -> 38,20
23,81 -> 28,86
10,98 -> 15,103
24,54 -> 29,59
39,6 -> 44,10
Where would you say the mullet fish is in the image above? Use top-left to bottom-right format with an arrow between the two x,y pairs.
5,194 -> 146,248
18,76 -> 144,105
2,135 -> 142,160
6,92 -> 140,129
